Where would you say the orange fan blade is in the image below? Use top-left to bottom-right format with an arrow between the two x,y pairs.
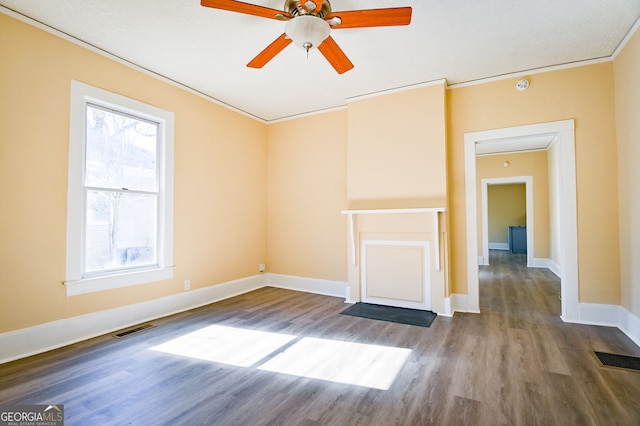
247,33 -> 292,68
200,0 -> 291,20
317,36 -> 354,74
326,7 -> 412,29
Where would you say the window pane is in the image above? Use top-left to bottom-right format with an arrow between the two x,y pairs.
85,190 -> 157,273
85,105 -> 158,191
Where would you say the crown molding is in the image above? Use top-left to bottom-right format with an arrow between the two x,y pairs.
345,79 -> 448,104
0,5 -> 268,124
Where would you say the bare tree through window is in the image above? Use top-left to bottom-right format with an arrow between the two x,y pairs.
84,105 -> 159,273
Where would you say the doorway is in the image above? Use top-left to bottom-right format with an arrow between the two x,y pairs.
481,177 -> 534,267
463,120 -> 579,321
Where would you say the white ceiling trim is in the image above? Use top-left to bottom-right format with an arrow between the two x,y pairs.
446,56 -> 612,90
3,3 -> 639,123
267,104 -> 347,124
612,16 -> 640,60
0,5 -> 268,123
345,79 -> 448,104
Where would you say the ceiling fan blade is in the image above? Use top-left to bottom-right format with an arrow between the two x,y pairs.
200,0 -> 291,20
247,33 -> 292,68
317,36 -> 354,74
326,7 -> 412,29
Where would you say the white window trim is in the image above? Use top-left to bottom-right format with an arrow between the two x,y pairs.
65,81 -> 174,296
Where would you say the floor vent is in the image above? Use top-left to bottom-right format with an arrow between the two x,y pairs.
113,324 -> 156,338
594,351 -> 640,372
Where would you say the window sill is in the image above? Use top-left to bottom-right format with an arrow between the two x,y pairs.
64,266 -> 175,296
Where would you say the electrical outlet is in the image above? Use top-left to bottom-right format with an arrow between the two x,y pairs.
259,263 -> 266,273
184,280 -> 190,291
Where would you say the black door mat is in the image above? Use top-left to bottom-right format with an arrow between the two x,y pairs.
340,303 -> 437,328
594,351 -> 640,372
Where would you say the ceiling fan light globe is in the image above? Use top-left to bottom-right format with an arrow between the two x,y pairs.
285,15 -> 330,50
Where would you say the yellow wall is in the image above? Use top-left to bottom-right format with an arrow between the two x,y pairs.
266,111 -> 347,282
614,28 -> 640,316
347,83 -> 447,208
476,151 -> 550,257
1,10 -> 633,336
0,14 -> 267,332
448,63 -> 620,303
487,184 -> 526,244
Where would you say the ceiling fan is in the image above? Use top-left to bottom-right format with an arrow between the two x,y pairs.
200,0 -> 412,74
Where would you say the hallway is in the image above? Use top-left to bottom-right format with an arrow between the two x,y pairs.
474,250 -> 640,423
479,249 -> 560,318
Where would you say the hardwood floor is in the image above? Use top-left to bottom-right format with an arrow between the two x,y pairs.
2,252 -> 639,425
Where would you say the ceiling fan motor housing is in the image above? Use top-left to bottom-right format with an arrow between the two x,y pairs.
285,0 -> 332,18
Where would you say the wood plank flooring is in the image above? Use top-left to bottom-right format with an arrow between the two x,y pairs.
1,251 -> 639,425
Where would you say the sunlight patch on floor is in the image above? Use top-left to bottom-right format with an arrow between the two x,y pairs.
258,337 -> 412,390
151,324 -> 296,367
151,325 -> 411,390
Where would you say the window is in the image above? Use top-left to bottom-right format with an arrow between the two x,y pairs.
66,81 -> 174,296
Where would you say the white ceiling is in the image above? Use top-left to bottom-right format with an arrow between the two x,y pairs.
2,0 -> 639,122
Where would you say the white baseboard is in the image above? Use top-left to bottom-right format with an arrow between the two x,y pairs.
5,274 -> 637,364
448,296 -> 640,348
619,306 -> 640,348
344,286 -> 355,304
575,302 -> 621,327
0,273 -> 349,364
0,275 -> 267,364
532,258 -> 562,278
488,243 -> 509,250
480,255 -> 562,278
563,302 -> 640,349
443,297 -> 453,317
445,293 -> 479,315
265,273 -> 348,299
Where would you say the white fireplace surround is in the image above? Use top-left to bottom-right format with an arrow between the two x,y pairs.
342,207 -> 445,270
341,207 -> 446,314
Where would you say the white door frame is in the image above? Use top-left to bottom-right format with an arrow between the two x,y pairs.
481,176 -> 534,267
464,120 -> 579,321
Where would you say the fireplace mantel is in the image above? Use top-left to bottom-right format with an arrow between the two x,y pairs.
341,207 -> 446,271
